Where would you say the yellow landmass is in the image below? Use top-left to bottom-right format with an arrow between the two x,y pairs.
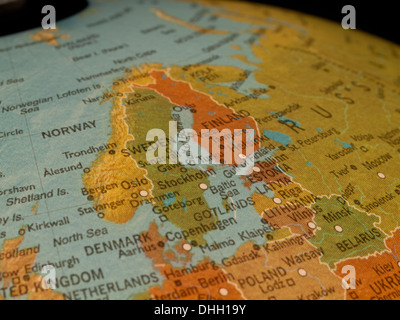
82,64 -> 165,224
83,99 -> 150,223
31,202 -> 39,215
170,1 -> 400,236
30,27 -> 71,46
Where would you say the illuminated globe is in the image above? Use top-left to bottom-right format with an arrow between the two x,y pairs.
0,0 -> 400,300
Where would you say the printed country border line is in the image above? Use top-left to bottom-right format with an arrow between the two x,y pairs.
332,227 -> 400,300
326,244 -> 391,268
148,200 -> 242,300
360,139 -> 400,169
335,168 -> 400,235
294,147 -> 333,194
142,34 -> 398,288
221,269 -> 248,300
150,275 -> 244,301
81,78 -> 158,223
178,191 -> 251,300
141,189 -> 248,299
284,221 -> 315,238
71,45 -> 390,300
380,100 -> 400,127
392,243 -> 400,262
183,201 -> 249,300
104,87 -> 153,195
259,84 -> 355,156
194,157 -> 342,298
343,147 -> 397,204
151,5 -> 276,38
333,227 -> 400,267
128,65 -> 262,150
257,167 -> 390,271
277,115 -> 398,237
151,8 -> 229,35
333,177 -> 398,236
306,192 -> 397,271
4,38 -> 67,280
119,63 -> 263,175
162,0 -> 396,298
388,180 -> 400,217
137,219 -> 242,300
274,44 -> 400,96
309,193 -> 387,237
181,0 -> 309,34
258,237 -> 342,300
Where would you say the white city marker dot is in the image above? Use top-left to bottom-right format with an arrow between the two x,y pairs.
335,225 -> 343,233
398,261 -> 400,268
308,222 -> 316,229
253,167 -> 261,172
238,154 -> 246,159
183,243 -> 192,251
298,269 -> 307,277
139,190 -> 148,197
219,288 -> 229,296
273,197 -> 282,204
199,183 -> 208,190
378,172 -> 386,179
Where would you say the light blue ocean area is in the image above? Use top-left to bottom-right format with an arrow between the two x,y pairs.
0,0 -> 309,299
159,145 -> 278,267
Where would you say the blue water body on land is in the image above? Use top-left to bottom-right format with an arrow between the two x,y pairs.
271,112 -> 301,128
264,129 -> 292,146
163,193 -> 176,207
335,139 -> 353,149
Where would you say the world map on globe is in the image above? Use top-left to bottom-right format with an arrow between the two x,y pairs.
0,0 -> 400,300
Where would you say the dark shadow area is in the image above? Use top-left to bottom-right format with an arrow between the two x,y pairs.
0,0 -> 398,45
0,0 -> 88,37
248,0 -> 400,45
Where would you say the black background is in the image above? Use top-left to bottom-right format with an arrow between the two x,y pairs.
251,0 -> 399,44
0,0 -> 398,44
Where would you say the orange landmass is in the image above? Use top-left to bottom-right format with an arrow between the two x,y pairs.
134,69 -> 260,165
246,159 -> 289,186
142,222 -> 244,300
0,236 -> 64,300
223,240 -> 344,299
248,159 -> 317,236
335,229 -> 400,300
